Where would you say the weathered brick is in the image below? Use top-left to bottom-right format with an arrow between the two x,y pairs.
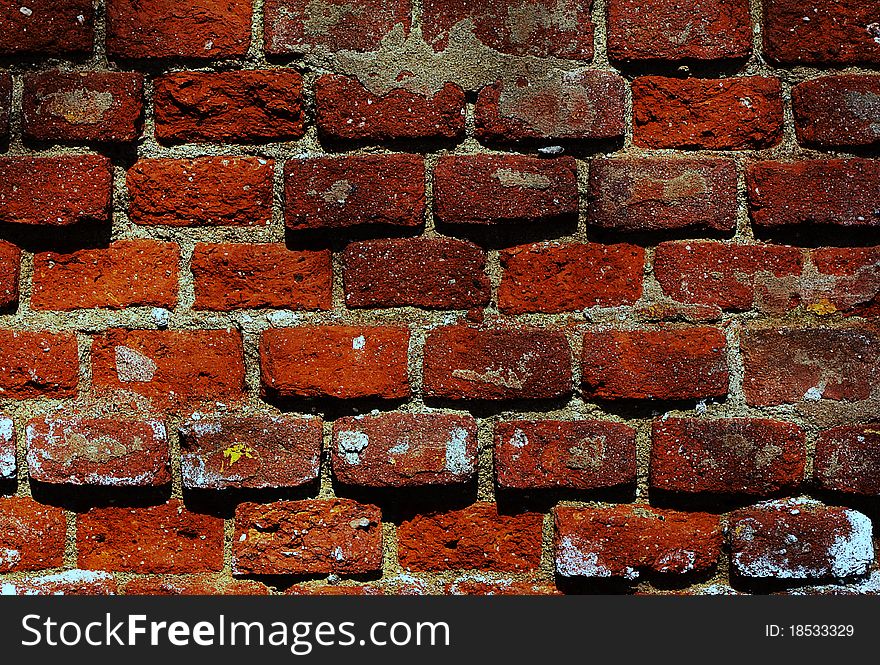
498,242 -> 644,313
180,415 -> 322,490
729,499 -> 874,580
792,75 -> 880,149
191,244 -> 332,311
284,155 -> 425,231
475,71 -> 626,145
0,73 -> 11,138
31,240 -> 178,311
78,500 -> 224,573
650,418 -> 806,495
434,155 -> 578,226
398,503 -> 543,572
607,0 -> 752,62
26,417 -> 170,487
581,327 -> 729,401
423,326 -> 572,401
0,240 -> 21,310
1,570 -> 117,595
264,0 -> 410,53
423,0 -> 593,59
0,155 -> 112,226
123,576 -> 268,596
554,505 -> 722,579
0,416 -> 13,480
653,241 -> 803,311
260,326 -> 410,400
91,329 -> 246,407
106,0 -> 251,59
127,157 -> 273,227
22,70 -> 143,143
0,1 -> 93,56
495,420 -> 637,490
233,499 -> 383,576
284,584 -> 383,596
343,238 -> 489,309
0,497 -> 66,572
633,76 -> 784,150
763,0 -> 880,65
747,159 -> 880,230
815,425 -> 880,496
0,331 -> 79,399
315,75 -> 465,142
741,326 -> 880,406
154,70 -> 304,143
445,577 -> 560,595
332,413 -> 478,487
587,157 -> 738,235
805,247 -> 880,317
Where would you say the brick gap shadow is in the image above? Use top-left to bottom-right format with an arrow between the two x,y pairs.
28,478 -> 172,512
434,215 -> 578,250
182,481 -> 321,519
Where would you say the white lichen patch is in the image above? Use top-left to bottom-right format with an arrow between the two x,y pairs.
444,427 -> 472,475
115,346 -> 157,383
338,430 -> 369,465
556,536 -> 611,578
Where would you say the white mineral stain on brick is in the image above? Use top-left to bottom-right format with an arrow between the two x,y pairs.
115,346 -> 157,383
509,429 -> 528,448
556,536 -> 611,578
0,416 -> 14,478
388,440 -> 409,455
0,569 -> 114,595
338,430 -> 369,465
827,510 -> 874,578
492,168 -> 552,190
444,427 -> 471,475
352,335 -> 366,350
0,548 -> 21,568
41,89 -> 113,125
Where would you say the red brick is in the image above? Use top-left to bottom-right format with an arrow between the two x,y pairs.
233,499 -> 383,576
0,73 -> 11,138
260,326 -> 410,400
315,75 -> 465,142
423,0 -> 593,59
107,0 -> 251,59
264,0 -> 410,53
284,155 -> 425,231
741,326 -> 880,406
581,327 -> 729,401
607,0 -> 752,62
0,240 -> 21,310
763,0 -> 880,65
398,503 -> 542,572
587,157 -> 738,235
808,247 -> 880,317
475,71 -> 625,145
495,420 -> 637,490
26,417 -> 170,487
192,244 -> 332,311
633,76 -> 784,150
0,1 -> 93,56
154,70 -> 304,143
78,500 -> 224,573
729,498 -> 874,579
0,416 -> 13,480
0,155 -> 112,226
0,497 -> 66,572
423,326 -> 572,401
554,505 -> 722,579
31,240 -> 178,311
332,413 -> 478,487
434,155 -> 578,226
127,157 -> 273,227
498,242 -> 644,313
180,415 -> 321,490
22,70 -> 143,143
0,331 -> 79,399
91,329 -> 246,407
343,238 -> 489,309
747,159 -> 880,230
653,241 -> 803,312
1,570 -> 117,595
650,418 -> 806,495
815,424 -> 880,496
792,76 -> 880,149
445,577 -> 560,595
284,584 -> 383,596
124,576 -> 268,596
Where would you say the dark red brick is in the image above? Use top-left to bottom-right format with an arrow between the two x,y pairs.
650,418 -> 806,495
284,155 -> 425,231
815,424 -> 880,496
498,242 -> 644,313
0,497 -> 66,572
434,155 -> 578,226
0,240 -> 21,310
0,416 -> 13,480
233,499 -> 383,576
495,420 -> 637,490
423,326 -> 572,401
554,505 -> 722,579
1,570 -> 117,595
343,238 -> 489,309
0,155 -> 112,226
124,576 -> 268,595
22,70 -> 143,143
398,503 -> 542,572
332,413 -> 478,487
0,73 -> 11,138
0,331 -> 79,399
180,415 -> 322,490
808,247 -> 880,317
633,76 -> 784,150
792,75 -> 880,149
587,157 -> 738,235
0,1 -> 93,56
154,70 -> 304,143
581,327 -> 729,401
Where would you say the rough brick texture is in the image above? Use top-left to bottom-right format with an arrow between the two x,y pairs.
792,75 -> 880,149
0,497 -> 66,572
0,417 -> 14,480
815,425 -> 880,496
0,1 -> 94,56
0,241 -> 21,310
0,331 -> 79,399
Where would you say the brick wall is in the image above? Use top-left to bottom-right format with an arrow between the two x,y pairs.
0,0 -> 878,596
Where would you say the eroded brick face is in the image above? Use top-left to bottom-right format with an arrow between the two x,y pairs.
0,497 -> 66,572
815,425 -> 880,496
792,75 -> 880,149
0,0 -> 94,56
